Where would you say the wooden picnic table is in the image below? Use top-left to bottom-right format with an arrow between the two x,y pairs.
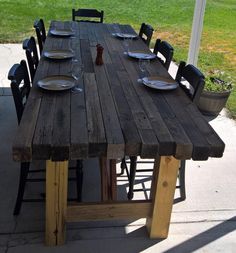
12,21 -> 225,246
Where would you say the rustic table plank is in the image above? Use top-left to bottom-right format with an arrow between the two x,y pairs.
70,90 -> 89,159
117,71 -> 159,158
51,91 -> 71,161
84,73 -> 106,157
49,29 -> 78,161
70,23 -> 89,159
32,94 -> 56,160
32,37 -> 65,160
162,88 -> 211,160
187,104 -> 225,158
120,56 -> 176,156
105,64 -> 141,156
12,97 -> 41,161
92,63 -> 125,159
88,26 -> 125,159
80,39 -> 94,73
101,24 -> 160,158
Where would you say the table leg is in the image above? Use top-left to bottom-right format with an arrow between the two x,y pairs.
100,157 -> 109,201
146,156 -> 180,238
45,160 -> 68,246
110,159 -> 117,200
100,157 -> 117,201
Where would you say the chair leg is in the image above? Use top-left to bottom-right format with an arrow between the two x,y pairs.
75,159 -> 83,202
13,162 -> 30,215
119,158 -> 126,175
127,156 -> 137,200
179,160 -> 186,201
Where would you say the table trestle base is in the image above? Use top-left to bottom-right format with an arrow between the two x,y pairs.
67,200 -> 152,222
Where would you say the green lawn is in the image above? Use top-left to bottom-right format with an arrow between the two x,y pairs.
1,0 -> 236,116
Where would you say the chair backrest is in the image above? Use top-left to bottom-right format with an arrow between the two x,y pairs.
23,36 -> 39,83
33,18 -> 46,55
139,23 -> 154,46
153,39 -> 174,70
175,61 -> 205,104
8,60 -> 31,124
72,8 -> 104,23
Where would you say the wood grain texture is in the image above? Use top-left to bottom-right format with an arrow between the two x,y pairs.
46,160 -> 68,246
67,200 -> 151,222
99,158 -> 117,201
13,97 -> 41,161
84,73 -> 106,157
91,50 -> 125,159
99,157 -> 109,201
146,156 -> 180,238
117,71 -> 159,158
51,91 -> 71,161
105,64 -> 141,156
13,21 -> 224,162
11,21 -> 226,248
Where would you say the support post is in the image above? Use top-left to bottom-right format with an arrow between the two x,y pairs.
187,0 -> 206,66
146,156 -> 180,238
45,160 -> 68,246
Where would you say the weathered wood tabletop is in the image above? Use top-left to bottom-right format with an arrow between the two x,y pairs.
12,21 -> 225,246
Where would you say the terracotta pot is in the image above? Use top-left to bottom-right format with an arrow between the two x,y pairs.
197,90 -> 231,116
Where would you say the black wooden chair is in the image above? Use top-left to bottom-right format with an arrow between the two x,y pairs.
153,39 -> 174,70
122,61 -> 205,201
8,60 -> 44,215
139,23 -> 154,47
174,61 -> 205,200
33,18 -> 46,55
22,37 -> 39,84
72,8 -> 104,23
175,61 -> 205,104
8,60 -> 83,215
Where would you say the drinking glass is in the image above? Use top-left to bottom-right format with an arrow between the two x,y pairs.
138,58 -> 150,82
113,24 -> 120,34
71,21 -> 76,38
71,63 -> 83,93
123,37 -> 130,54
51,21 -> 58,30
70,40 -> 78,63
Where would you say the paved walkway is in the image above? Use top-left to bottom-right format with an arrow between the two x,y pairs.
0,44 -> 236,252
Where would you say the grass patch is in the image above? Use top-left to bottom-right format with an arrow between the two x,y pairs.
0,0 -> 235,116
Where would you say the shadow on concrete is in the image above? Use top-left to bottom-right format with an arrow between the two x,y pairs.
164,216 -> 236,253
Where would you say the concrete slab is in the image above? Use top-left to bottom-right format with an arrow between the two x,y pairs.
1,44 -> 236,252
0,44 -> 25,93
5,224 -> 236,253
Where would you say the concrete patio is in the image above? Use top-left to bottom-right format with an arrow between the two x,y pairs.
0,44 -> 236,252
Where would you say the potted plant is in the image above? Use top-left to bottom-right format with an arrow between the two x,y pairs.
197,70 -> 233,116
